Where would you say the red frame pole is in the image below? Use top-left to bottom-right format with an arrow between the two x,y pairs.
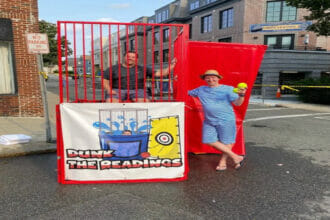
168,26 -> 172,100
126,25 -> 130,101
91,24 -> 96,101
151,26 -> 155,101
143,25 -> 147,102
64,23 -> 69,102
73,23 -> 78,101
108,25 -> 113,102
160,26 -> 163,100
134,25 -> 138,102
57,22 -> 63,103
117,25 -> 121,102
82,24 -> 87,100
100,25 -> 104,101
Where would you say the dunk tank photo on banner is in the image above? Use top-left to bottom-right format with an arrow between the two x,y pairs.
58,102 -> 186,183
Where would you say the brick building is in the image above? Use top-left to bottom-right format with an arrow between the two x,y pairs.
0,0 -> 43,117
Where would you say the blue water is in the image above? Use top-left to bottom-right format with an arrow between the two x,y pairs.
99,133 -> 149,160
92,118 -> 151,135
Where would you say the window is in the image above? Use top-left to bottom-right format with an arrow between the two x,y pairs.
190,1 -> 199,10
264,34 -> 294,50
156,13 -> 162,23
156,9 -> 169,23
321,71 -> 330,78
0,19 -> 16,95
220,8 -> 233,29
130,39 -> 135,51
148,19 -> 154,24
128,25 -> 134,34
154,51 -> 159,63
218,37 -> 232,42
201,14 -> 212,33
123,41 -> 127,52
266,1 -> 296,22
205,0 -> 216,4
154,32 -> 160,44
162,10 -> 169,21
163,28 -> 169,42
189,24 -> 192,39
0,42 -> 15,94
163,49 -> 169,63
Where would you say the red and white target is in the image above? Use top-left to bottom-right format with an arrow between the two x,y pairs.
155,132 -> 173,145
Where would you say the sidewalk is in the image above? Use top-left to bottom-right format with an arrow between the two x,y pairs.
1,94 -> 330,158
0,91 -> 58,158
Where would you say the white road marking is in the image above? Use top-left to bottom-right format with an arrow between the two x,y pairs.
247,107 -> 287,111
244,113 -> 330,122
314,116 -> 330,121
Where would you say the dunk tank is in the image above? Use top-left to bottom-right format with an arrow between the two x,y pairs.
56,21 -> 266,184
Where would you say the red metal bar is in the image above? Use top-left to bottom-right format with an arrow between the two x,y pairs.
56,105 -> 65,183
64,23 -> 69,102
126,25 -> 130,101
168,26 -> 172,100
160,26 -> 163,100
117,25 -> 121,102
100,24 -> 104,101
82,24 -> 87,100
91,24 -> 96,101
73,23 -> 78,101
108,25 -> 113,102
134,25 -> 138,102
143,25 -> 147,102
58,20 -> 183,27
151,26 -> 155,101
57,22 -> 63,103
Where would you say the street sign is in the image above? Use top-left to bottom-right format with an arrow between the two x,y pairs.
26,33 -> 49,54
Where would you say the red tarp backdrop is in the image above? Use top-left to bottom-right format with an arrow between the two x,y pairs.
184,42 -> 267,155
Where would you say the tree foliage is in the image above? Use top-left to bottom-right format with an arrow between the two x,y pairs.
285,0 -> 330,36
39,20 -> 73,66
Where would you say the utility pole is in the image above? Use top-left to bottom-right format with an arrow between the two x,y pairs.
37,54 -> 52,142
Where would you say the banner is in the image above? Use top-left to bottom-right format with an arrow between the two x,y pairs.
59,102 -> 186,183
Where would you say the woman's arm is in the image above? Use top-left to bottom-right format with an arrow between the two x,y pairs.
232,87 -> 247,106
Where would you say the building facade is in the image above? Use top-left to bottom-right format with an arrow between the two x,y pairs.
0,0 -> 43,116
150,0 -> 330,96
89,0 -> 329,97
187,0 -> 329,51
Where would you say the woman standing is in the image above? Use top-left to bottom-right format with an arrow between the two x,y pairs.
188,69 -> 247,171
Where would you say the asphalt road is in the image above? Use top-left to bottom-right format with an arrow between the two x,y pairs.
1,75 -> 329,219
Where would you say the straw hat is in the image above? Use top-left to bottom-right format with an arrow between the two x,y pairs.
200,69 -> 223,79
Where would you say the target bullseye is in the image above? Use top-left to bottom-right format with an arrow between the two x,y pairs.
155,132 -> 173,146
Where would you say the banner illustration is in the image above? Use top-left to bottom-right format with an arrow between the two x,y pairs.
60,102 -> 185,182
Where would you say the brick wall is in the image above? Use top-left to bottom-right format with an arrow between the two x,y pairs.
0,0 -> 44,117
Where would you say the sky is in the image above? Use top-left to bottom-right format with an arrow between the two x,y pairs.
38,0 -> 175,24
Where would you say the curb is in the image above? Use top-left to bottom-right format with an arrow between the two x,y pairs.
275,103 -> 330,113
0,141 -> 56,158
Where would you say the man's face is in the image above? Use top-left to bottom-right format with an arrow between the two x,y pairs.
204,75 -> 220,87
125,52 -> 137,66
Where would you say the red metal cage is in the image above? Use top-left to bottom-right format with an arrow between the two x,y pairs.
57,21 -> 189,103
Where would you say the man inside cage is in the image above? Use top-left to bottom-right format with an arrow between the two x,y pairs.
103,51 -> 177,102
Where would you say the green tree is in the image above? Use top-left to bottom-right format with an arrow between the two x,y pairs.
39,20 -> 73,66
285,0 -> 330,36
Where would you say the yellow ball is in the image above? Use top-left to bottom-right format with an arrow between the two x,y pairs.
233,88 -> 239,93
237,82 -> 247,89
